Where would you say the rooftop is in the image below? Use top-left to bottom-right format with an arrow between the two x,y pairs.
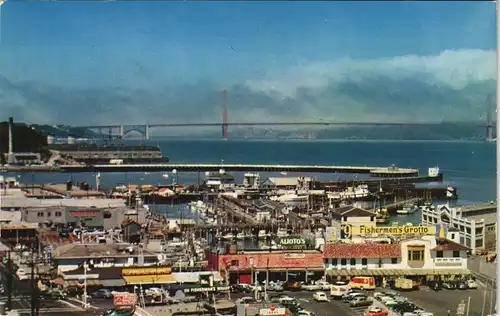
53,243 -> 156,259
324,243 -> 401,258
332,206 -> 376,219
431,238 -> 469,252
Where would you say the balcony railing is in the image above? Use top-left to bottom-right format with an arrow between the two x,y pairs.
434,258 -> 463,266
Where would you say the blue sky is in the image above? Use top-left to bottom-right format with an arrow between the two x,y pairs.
0,1 -> 496,125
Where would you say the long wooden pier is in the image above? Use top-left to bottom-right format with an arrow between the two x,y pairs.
2,163 -> 419,176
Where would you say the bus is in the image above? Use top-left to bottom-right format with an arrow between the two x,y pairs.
349,277 -> 375,290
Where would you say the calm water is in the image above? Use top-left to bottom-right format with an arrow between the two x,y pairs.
6,139 -> 496,223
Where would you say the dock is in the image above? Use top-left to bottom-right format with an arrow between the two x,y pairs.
1,163 -> 419,176
370,197 -> 423,212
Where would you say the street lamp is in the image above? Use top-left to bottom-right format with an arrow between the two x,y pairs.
172,169 -> 178,186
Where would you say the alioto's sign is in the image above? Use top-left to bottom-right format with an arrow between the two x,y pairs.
341,224 -> 437,239
279,236 -> 306,249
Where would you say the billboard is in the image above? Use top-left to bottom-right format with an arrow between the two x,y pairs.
113,292 -> 137,311
122,267 -> 172,276
278,236 -> 307,249
341,224 -> 437,239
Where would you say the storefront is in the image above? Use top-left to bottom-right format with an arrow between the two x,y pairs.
122,266 -> 176,285
218,251 -> 324,285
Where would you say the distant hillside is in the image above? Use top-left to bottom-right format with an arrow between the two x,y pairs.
0,122 -> 49,164
29,124 -> 99,138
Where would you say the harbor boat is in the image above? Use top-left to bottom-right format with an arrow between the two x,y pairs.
222,232 -> 235,241
258,230 -> 272,240
396,204 -> 419,215
277,228 -> 288,238
236,232 -> 248,240
374,208 -> 390,224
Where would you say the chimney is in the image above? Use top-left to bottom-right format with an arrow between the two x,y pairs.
8,117 -> 13,154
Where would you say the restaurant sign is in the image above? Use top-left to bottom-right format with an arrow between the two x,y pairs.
260,307 -> 286,315
184,286 -> 230,293
341,224 -> 437,239
278,236 -> 306,249
113,292 -> 137,311
122,267 -> 172,276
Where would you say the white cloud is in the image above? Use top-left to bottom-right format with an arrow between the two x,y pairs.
245,49 -> 496,97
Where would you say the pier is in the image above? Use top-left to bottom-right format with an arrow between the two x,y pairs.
1,163 -> 420,176
370,197 -> 423,212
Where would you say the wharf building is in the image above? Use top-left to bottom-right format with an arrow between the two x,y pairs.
421,203 -> 497,250
47,143 -> 168,164
323,234 -> 469,286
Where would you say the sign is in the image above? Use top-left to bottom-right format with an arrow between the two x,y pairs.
260,307 -> 286,315
279,236 -> 306,249
341,224 -> 437,239
122,267 -> 171,276
114,292 -> 137,307
68,210 -> 101,217
184,286 -> 230,293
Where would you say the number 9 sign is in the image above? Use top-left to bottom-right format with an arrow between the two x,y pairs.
341,224 -> 352,239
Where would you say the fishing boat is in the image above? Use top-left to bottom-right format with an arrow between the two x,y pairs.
222,232 -> 235,241
396,204 -> 419,215
258,230 -> 272,240
236,232 -> 250,240
374,208 -> 390,224
277,228 -> 288,238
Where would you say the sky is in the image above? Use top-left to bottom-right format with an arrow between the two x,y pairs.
0,1 -> 496,127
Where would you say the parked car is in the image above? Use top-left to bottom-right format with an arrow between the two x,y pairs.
302,283 -> 321,291
467,280 -> 478,289
313,292 -> 329,302
365,307 -> 389,316
350,297 -> 373,307
442,282 -> 456,290
236,297 -> 257,304
92,289 -> 113,299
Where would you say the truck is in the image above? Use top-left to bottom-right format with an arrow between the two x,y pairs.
394,278 -> 418,291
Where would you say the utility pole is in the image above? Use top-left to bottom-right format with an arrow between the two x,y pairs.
30,250 -> 36,316
6,251 -> 12,311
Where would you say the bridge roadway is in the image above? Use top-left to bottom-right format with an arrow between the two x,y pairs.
52,163 -> 419,175
79,121 -> 488,129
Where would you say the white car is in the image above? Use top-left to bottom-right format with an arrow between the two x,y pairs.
313,291 -> 329,302
302,283 -> 321,291
316,281 -> 331,290
467,280 -> 478,289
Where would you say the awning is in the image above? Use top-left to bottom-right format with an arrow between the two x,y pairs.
100,279 -> 126,287
123,274 -> 176,285
326,268 -> 471,277
65,280 -> 101,287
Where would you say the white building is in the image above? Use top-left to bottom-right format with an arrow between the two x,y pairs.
328,206 -> 377,241
324,234 -> 470,282
421,203 -> 496,250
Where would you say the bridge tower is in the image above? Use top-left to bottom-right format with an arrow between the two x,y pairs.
222,89 -> 228,139
487,94 -> 493,141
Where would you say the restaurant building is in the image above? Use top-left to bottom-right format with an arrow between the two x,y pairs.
323,235 -> 470,285
215,250 -> 324,285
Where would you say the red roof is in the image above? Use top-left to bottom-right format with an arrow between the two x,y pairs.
324,243 -> 401,259
39,231 -> 79,246
219,252 -> 324,270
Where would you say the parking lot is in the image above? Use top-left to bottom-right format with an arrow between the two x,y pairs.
233,285 -> 496,316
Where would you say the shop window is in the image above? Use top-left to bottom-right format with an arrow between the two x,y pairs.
391,258 -> 397,264
231,260 -> 239,266
476,227 -> 483,235
361,258 -> 367,266
340,259 -> 347,266
407,246 -> 425,262
476,239 -> 483,248
452,251 -> 460,258
37,212 -> 44,217
332,258 -> 338,266
436,251 -> 443,258
55,212 -> 62,217
350,258 -> 356,265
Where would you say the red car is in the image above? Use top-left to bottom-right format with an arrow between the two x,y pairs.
365,307 -> 389,316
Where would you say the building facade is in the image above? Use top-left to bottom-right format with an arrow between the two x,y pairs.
323,236 -> 469,284
421,203 -> 496,250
